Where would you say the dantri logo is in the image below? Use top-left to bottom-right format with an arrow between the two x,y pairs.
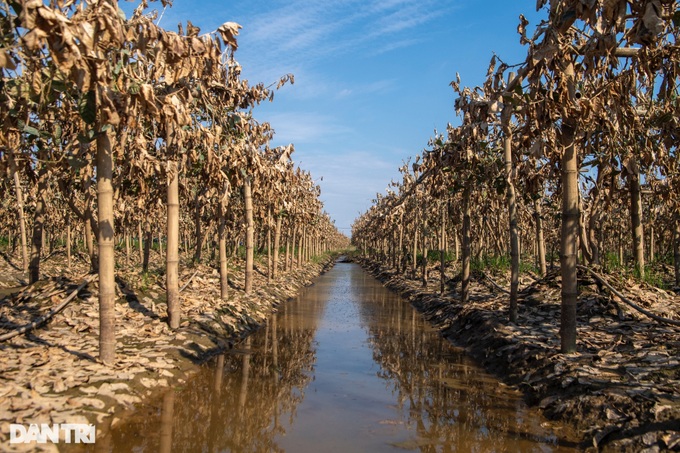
10,423 -> 96,444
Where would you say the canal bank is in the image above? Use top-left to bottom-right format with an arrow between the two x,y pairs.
0,253 -> 338,451
355,257 -> 680,452
74,261 -> 579,452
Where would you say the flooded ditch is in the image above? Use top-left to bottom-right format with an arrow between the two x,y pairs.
76,262 -> 579,452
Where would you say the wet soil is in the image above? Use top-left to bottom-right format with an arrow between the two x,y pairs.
0,250 -> 336,452
355,257 -> 680,452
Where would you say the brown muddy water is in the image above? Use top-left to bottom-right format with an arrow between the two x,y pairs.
78,262 -> 579,452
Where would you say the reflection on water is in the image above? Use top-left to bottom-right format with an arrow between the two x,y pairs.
79,263 -> 577,452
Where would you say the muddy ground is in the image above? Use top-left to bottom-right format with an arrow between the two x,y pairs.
0,250 -> 336,452
355,256 -> 680,452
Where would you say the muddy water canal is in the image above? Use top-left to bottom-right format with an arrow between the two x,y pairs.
91,262 -> 578,452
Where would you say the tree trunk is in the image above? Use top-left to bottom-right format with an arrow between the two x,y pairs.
96,124 -> 116,365
193,191 -> 202,263
560,118 -> 578,354
243,177 -> 254,293
29,156 -> 47,284
67,218 -> 72,269
84,173 -> 97,272
674,211 -> 680,288
143,222 -> 152,273
440,203 -> 446,294
219,184 -> 230,301
10,153 -> 28,273
273,214 -> 282,279
166,161 -> 180,329
285,227 -> 291,272
411,219 -> 419,279
630,164 -> 645,278
138,222 -> 144,265
534,198 -> 547,276
649,223 -> 655,264
291,226 -> 297,270
125,230 -> 130,267
503,105 -> 519,323
461,184 -> 471,304
398,212 -> 405,274
267,208 -> 272,284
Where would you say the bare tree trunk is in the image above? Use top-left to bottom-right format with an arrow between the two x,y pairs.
138,222 -> 144,265
629,164 -> 645,278
649,223 -> 655,264
84,173 -> 97,272
398,212 -> 405,274
503,105 -> 519,323
560,117 -> 578,354
166,161 -> 180,329
534,198 -> 547,276
29,155 -> 47,284
125,230 -> 130,267
461,184 -> 471,304
143,222 -> 152,273
244,176 -> 254,294
194,191 -> 202,263
219,184 -> 230,301
440,203 -> 446,294
411,217 -> 419,279
673,212 -> 680,288
273,214 -> 282,279
10,153 -> 28,273
267,207 -> 272,284
285,227 -> 291,272
290,226 -> 297,271
96,124 -> 116,365
67,218 -> 72,269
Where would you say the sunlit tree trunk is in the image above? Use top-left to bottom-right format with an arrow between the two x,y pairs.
84,173 -> 97,272
267,207 -> 272,284
534,198 -> 547,276
503,106 -> 519,322
166,161 -> 180,329
124,229 -> 130,267
629,163 -> 645,278
649,223 -> 655,264
290,226 -> 297,271
560,118 -> 578,353
398,212 -> 405,274
66,217 -> 72,269
10,151 -> 28,273
411,215 -> 419,279
273,213 -> 282,279
421,221 -> 428,288
97,123 -> 116,365
138,222 -> 144,265
218,184 -> 230,301
193,191 -> 202,263
461,183 -> 471,304
440,203 -> 446,294
284,226 -> 291,272
244,176 -> 254,293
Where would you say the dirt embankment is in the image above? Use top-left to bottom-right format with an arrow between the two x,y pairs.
355,257 -> 680,452
0,251 -> 337,452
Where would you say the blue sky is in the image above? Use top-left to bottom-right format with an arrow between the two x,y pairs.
128,0 -> 545,233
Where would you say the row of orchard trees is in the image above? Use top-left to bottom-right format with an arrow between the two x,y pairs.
0,0 -> 347,364
353,0 -> 680,353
